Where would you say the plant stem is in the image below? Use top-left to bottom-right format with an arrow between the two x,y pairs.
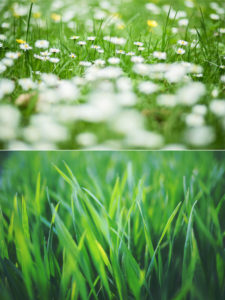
26,2 -> 33,42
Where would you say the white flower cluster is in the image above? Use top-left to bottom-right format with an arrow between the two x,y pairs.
0,0 -> 224,149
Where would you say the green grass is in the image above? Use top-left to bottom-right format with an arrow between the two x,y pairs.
0,0 -> 224,149
0,151 -> 225,299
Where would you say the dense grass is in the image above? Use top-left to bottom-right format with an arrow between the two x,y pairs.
0,0 -> 224,149
0,151 -> 225,299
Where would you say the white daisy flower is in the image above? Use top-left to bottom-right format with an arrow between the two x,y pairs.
87,36 -> 96,41
24,115 -> 68,143
108,37 -> 126,45
153,51 -> 167,60
190,29 -> 198,35
69,53 -> 76,59
40,56 -> 49,61
5,52 -> 20,59
70,35 -> 80,40
108,57 -> 120,64
184,126 -> 215,146
18,78 -> 37,91
0,34 -> 7,41
185,0 -> 194,8
79,61 -> 92,67
178,40 -> 188,46
94,10 -> 106,20
12,3 -> 28,17
165,64 -> 187,83
117,77 -> 132,91
94,59 -> 105,66
157,94 -> 177,107
0,105 -> 20,140
176,48 -> 185,55
210,14 -> 220,20
178,19 -> 189,26
49,57 -> 60,63
91,45 -> 101,50
76,132 -> 97,146
40,51 -> 51,56
1,58 -> 14,67
35,40 -> 49,49
177,82 -> 206,105
219,28 -> 225,34
191,40 -> 200,48
20,43 -> 32,51
126,52 -> 135,56
145,3 -> 161,14
125,129 -> 164,148
192,105 -> 207,115
0,79 -> 15,97
116,50 -> 125,55
131,56 -> 144,63
50,48 -> 60,53
1,23 -> 10,29
0,63 -> 7,74
41,73 -> 59,87
77,41 -> 86,46
172,27 -> 179,34
210,99 -> 225,117
34,54 -> 44,60
185,113 -> 205,127
57,80 -> 79,102
212,89 -> 219,98
138,81 -> 159,94
133,63 -> 150,76
134,41 -> 144,46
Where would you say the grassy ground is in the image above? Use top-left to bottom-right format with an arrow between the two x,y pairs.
0,151 -> 225,299
0,0 -> 224,149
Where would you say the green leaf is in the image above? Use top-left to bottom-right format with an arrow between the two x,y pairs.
147,202 -> 182,277
35,172 -> 41,216
22,196 -> 30,242
0,207 -> 8,259
53,164 -> 74,187
55,213 -> 88,300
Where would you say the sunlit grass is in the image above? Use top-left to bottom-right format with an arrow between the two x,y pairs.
0,151 -> 225,299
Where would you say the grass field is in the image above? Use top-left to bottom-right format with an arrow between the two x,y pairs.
0,151 -> 225,299
0,0 -> 224,150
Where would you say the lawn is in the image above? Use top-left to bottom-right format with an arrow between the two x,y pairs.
0,151 -> 225,299
0,0 -> 224,149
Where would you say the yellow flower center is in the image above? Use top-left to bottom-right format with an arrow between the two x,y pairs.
33,12 -> 41,19
117,24 -> 125,30
147,20 -> 158,28
51,13 -> 61,22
